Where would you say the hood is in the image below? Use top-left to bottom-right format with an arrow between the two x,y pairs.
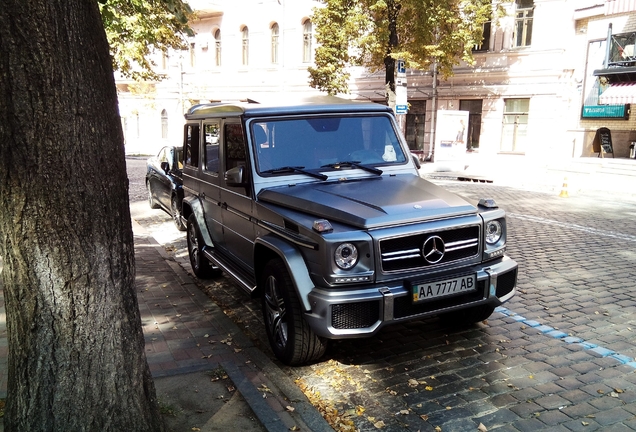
257,174 -> 476,229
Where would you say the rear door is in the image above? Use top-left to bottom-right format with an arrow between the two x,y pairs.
200,121 -> 223,247
182,123 -> 201,200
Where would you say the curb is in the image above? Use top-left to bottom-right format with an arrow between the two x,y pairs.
132,219 -> 334,432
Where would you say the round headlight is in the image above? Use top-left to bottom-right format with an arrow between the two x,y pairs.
485,220 -> 503,245
334,243 -> 358,269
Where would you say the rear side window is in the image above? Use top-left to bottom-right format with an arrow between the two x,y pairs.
184,124 -> 200,167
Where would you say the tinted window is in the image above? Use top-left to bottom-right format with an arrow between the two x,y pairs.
225,123 -> 246,171
184,124 -> 200,167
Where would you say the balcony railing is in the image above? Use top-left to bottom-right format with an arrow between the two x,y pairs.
608,31 -> 636,67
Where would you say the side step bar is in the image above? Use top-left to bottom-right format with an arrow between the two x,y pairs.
202,247 -> 257,296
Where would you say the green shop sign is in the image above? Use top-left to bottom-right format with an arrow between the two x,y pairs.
581,104 -> 630,119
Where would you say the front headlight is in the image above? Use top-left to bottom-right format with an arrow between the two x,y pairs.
334,243 -> 358,269
485,220 -> 503,245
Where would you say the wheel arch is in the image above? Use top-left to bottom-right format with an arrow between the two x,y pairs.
255,235 -> 315,312
182,195 -> 213,246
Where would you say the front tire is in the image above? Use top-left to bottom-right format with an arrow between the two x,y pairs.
186,214 -> 215,279
147,182 -> 159,209
260,259 -> 327,365
171,196 -> 186,231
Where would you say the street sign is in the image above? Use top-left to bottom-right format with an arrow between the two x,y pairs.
397,59 -> 406,77
396,104 -> 408,114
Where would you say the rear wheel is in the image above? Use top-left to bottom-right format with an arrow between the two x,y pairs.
440,304 -> 496,326
261,259 -> 327,365
186,214 -> 215,278
171,197 -> 186,231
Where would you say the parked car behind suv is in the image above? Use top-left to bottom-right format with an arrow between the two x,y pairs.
146,145 -> 186,231
181,97 -> 517,365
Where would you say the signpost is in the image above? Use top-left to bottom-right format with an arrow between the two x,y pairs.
395,59 -> 408,115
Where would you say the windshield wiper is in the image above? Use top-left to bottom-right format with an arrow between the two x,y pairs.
321,161 -> 383,175
261,166 -> 328,181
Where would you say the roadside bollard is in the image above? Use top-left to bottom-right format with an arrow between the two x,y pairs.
559,177 -> 569,198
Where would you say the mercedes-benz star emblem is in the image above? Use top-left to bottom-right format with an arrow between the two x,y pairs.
422,235 -> 445,264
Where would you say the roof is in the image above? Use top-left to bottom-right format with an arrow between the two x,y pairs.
184,96 -> 393,120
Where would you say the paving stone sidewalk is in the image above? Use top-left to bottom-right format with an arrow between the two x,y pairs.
0,222 -> 332,432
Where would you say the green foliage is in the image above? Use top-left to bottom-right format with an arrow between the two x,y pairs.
100,0 -> 195,81
309,0 -> 509,95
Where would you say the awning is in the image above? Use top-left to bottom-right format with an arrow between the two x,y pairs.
605,0 -> 636,15
599,82 -> 636,104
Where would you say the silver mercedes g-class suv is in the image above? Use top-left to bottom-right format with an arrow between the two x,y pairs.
181,97 -> 517,365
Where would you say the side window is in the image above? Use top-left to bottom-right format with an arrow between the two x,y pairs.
184,123 -> 200,167
224,123 -> 246,171
204,123 -> 220,175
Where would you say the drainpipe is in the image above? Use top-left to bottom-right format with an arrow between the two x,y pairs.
605,23 -> 613,68
427,60 -> 437,161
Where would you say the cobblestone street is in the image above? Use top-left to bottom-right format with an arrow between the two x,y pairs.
129,156 -> 636,431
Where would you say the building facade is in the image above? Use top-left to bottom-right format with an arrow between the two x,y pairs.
117,0 -> 636,161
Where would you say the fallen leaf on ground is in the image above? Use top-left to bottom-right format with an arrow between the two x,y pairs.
478,423 -> 488,432
420,414 -> 428,421
408,379 -> 419,387
374,420 -> 385,428
289,427 -> 300,431
286,406 -> 295,412
399,410 -> 409,415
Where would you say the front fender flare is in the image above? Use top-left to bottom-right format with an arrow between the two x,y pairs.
255,235 -> 315,312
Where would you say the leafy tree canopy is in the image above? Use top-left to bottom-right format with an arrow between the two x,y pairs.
309,0 -> 509,95
99,0 -> 195,80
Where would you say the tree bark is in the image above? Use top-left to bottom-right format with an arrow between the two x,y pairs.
0,1 -> 164,430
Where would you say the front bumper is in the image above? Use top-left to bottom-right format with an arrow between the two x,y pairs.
304,256 -> 517,339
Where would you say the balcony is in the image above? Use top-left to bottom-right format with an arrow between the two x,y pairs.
594,30 -> 636,83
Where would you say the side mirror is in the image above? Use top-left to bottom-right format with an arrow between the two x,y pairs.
160,161 -> 170,174
411,153 -> 421,169
224,166 -> 245,187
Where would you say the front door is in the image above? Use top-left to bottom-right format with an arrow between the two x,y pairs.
219,121 -> 255,271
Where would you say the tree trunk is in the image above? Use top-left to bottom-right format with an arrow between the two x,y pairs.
0,1 -> 164,431
384,0 -> 400,99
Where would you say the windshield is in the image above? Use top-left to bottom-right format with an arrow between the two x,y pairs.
251,115 -> 406,175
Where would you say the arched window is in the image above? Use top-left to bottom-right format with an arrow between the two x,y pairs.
302,19 -> 312,63
161,109 -> 168,139
241,26 -> 249,66
214,29 -> 222,66
271,23 -> 279,64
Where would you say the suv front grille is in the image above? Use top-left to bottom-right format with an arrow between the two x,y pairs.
380,226 -> 480,272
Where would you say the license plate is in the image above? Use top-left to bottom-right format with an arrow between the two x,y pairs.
412,274 -> 476,303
